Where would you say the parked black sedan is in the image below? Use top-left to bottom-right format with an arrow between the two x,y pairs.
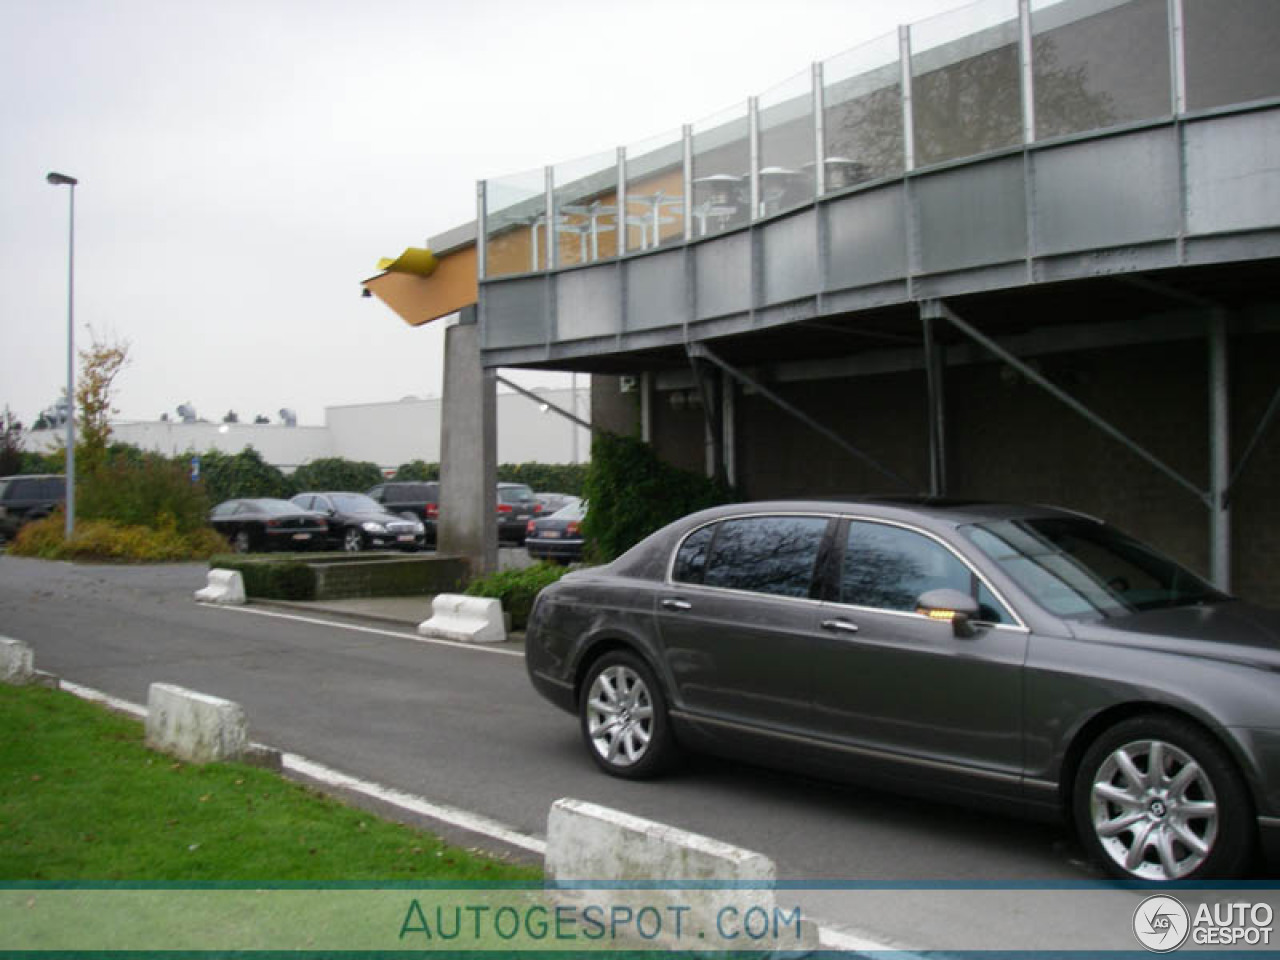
209,498 -> 328,553
525,497 -> 1280,883
291,491 -> 425,552
525,498 -> 585,564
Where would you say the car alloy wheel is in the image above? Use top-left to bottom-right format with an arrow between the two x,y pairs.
579,652 -> 674,779
1074,715 -> 1253,881
343,528 -> 364,552
232,530 -> 252,554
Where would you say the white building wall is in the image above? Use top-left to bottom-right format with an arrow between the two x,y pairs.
24,384 -> 591,471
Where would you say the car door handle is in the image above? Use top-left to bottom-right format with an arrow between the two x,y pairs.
821,618 -> 860,634
661,598 -> 692,611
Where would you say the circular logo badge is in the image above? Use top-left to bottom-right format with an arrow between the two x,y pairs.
1133,895 -> 1190,953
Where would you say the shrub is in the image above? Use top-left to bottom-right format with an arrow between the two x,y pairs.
78,455 -> 210,536
463,563 -> 570,631
393,460 -> 440,482
199,447 -> 292,503
9,514 -> 226,563
290,457 -> 384,494
208,555 -> 316,601
497,463 -> 589,496
582,433 -> 734,562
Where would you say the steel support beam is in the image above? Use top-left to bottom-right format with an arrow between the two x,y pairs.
930,300 -> 1209,505
1227,383 -> 1280,505
495,375 -> 594,432
1208,311 -> 1231,588
922,311 -> 948,496
687,343 -> 912,490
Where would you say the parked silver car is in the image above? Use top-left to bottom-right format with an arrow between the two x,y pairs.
525,497 -> 1280,882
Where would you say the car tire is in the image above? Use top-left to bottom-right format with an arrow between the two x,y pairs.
1073,713 -> 1255,881
579,650 -> 676,780
343,528 -> 364,552
232,530 -> 253,554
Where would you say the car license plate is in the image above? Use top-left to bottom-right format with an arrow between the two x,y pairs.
543,530 -> 561,539
397,534 -> 414,542
292,533 -> 311,541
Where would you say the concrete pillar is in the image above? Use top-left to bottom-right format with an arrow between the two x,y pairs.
438,309 -> 497,576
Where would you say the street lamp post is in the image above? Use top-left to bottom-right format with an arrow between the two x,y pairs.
47,171 -> 78,540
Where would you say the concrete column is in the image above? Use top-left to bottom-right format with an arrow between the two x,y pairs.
438,309 -> 497,576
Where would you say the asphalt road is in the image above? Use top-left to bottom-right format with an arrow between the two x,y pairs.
1,555 -> 1178,950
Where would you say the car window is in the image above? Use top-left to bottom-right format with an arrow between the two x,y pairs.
211,501 -> 236,518
10,479 -> 33,497
498,485 -> 535,504
842,520 -> 1012,624
367,486 -> 384,501
39,479 -> 64,498
698,515 -> 829,599
673,525 -> 714,583
292,495 -> 315,511
332,493 -> 381,513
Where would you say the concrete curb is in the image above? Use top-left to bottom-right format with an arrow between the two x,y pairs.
145,682 -> 250,764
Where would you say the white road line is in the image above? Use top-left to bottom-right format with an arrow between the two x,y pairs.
202,603 -> 523,657
61,680 -> 148,719
281,753 -> 547,857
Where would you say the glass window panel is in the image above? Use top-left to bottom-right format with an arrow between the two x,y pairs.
823,31 -> 904,189
912,0 -> 1022,166
624,128 -> 686,254
758,69 -> 816,217
702,515 -> 829,599
692,102 -> 751,236
1184,0 -> 1280,112
673,524 -> 714,584
553,149 -> 619,269
1032,0 -> 1171,140
842,521 -> 989,615
484,167 -> 547,277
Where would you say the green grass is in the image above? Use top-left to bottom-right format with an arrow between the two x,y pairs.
0,683 -> 540,882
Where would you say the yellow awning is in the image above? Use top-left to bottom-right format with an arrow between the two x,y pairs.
376,247 -> 438,277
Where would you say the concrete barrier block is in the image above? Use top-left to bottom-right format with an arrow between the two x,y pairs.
0,636 -> 34,685
418,593 -> 506,645
545,798 -> 790,950
194,568 -> 246,605
145,683 -> 248,764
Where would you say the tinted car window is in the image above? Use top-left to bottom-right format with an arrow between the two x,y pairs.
700,516 -> 829,599
842,520 -> 1011,624
673,524 -> 715,583
498,485 -> 535,504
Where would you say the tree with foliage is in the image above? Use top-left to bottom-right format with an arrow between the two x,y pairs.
75,334 -> 130,477
582,433 -> 733,562
198,447 -> 292,504
290,457 -> 383,493
0,407 -> 24,477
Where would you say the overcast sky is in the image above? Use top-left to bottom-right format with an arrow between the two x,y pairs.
2,0 -> 963,428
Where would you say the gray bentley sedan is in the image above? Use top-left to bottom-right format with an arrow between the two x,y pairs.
524,498 -> 1280,883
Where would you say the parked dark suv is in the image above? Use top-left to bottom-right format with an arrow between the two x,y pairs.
0,474 -> 65,540
365,481 -> 439,545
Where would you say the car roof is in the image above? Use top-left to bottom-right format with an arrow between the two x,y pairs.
689,497 -> 1092,527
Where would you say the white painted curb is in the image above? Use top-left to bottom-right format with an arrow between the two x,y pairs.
145,682 -> 248,764
0,635 -> 34,684
418,593 -> 506,645
194,568 -> 246,605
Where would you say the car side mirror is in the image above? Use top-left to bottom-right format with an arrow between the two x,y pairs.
915,588 -> 981,638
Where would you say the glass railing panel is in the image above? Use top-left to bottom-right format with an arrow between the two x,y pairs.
692,102 -> 751,236
911,0 -> 1021,166
758,69 -> 816,217
484,166 -> 547,277
624,128 -> 685,253
1183,0 -> 1280,112
553,149 -> 619,268
1031,0 -> 1170,140
822,30 -> 904,190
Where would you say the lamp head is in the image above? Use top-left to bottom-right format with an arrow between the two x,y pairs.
46,172 -> 78,186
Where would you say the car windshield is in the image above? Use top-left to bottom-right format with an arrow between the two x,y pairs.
256,499 -> 304,515
332,493 -> 382,513
551,500 -> 585,520
499,485 -> 535,504
963,517 -> 1225,620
